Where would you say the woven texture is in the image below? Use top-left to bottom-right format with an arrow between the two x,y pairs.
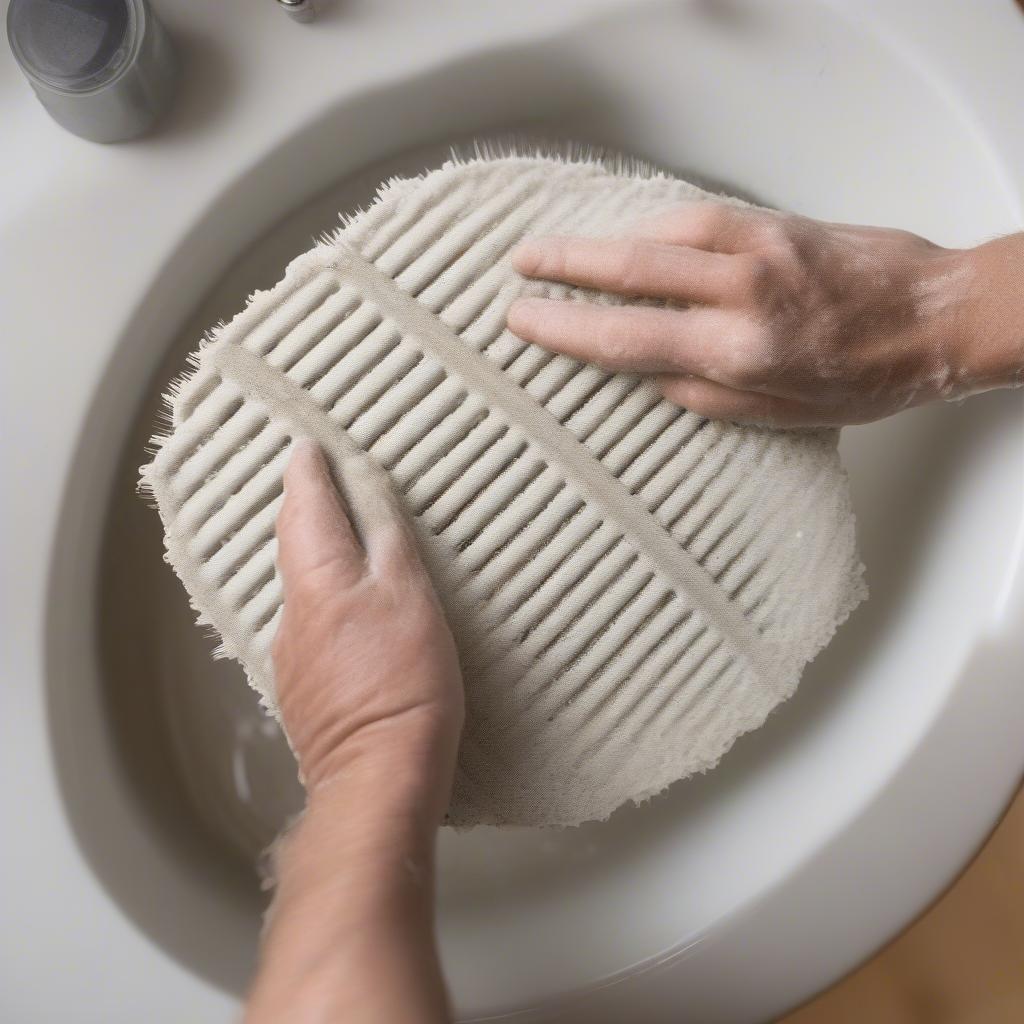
142,152 -> 866,827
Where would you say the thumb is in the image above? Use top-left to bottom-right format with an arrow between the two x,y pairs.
276,439 -> 365,592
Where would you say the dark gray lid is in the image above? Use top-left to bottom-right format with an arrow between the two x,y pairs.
7,0 -> 138,92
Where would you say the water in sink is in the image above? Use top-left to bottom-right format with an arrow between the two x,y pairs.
88,3 -> 1021,1015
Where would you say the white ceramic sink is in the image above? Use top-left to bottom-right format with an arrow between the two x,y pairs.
4,2 -> 1024,1021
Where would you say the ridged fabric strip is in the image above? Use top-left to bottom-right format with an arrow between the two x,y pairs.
142,151 -> 866,826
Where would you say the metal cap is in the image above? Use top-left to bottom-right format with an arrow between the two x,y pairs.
7,0 -> 177,142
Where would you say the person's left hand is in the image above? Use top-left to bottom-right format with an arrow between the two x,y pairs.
272,439 -> 463,821
246,440 -> 461,1024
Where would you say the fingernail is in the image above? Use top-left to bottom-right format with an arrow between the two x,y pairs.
511,237 -> 552,274
511,238 -> 540,259
290,437 -> 322,466
285,437 -> 322,484
506,297 -> 545,332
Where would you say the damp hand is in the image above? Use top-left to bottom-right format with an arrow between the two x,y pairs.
272,438 -> 463,817
509,203 -> 1024,427
246,439 -> 460,1024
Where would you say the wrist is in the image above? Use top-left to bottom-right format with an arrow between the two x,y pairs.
249,753 -> 445,1024
270,767 -> 438,933
276,714 -> 453,891
944,238 -> 1024,393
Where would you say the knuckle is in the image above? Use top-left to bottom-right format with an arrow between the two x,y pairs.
690,201 -> 728,235
651,202 -> 721,245
614,240 -> 650,292
727,322 -> 776,386
540,237 -> 571,277
757,212 -> 799,250
735,253 -> 775,302
656,374 -> 692,407
592,316 -> 632,367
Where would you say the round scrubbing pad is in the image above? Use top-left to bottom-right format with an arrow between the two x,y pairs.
141,148 -> 866,827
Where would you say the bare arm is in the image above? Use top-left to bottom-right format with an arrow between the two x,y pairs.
244,441 -> 462,1024
507,204 -> 1024,426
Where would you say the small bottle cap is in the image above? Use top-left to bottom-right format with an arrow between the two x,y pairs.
9,0 -> 134,91
7,0 -> 177,143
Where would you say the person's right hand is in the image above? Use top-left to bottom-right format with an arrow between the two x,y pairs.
508,204 -> 1023,426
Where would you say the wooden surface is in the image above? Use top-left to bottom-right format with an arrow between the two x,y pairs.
782,785 -> 1024,1022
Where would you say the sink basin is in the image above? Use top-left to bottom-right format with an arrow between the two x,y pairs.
6,1 -> 1024,1021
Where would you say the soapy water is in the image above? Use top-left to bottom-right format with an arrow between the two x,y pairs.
98,127 -> 1022,914
158,644 -> 305,861
143,512 -> 638,898
156,633 -> 649,907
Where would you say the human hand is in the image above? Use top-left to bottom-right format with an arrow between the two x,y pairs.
246,440 -> 461,1024
508,203 -> 1019,426
272,438 -> 463,821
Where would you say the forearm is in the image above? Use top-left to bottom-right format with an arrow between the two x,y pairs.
955,233 -> 1024,392
245,737 -> 452,1024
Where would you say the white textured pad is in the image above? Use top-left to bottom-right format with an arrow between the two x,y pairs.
142,153 -> 866,827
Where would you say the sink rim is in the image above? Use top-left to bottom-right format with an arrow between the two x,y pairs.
5,1 -> 1024,1021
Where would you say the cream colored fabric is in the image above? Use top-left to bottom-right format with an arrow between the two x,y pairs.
142,152 -> 866,827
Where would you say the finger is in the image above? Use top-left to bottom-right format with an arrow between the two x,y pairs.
512,236 -> 735,305
337,456 -> 429,582
656,375 -> 830,427
632,201 -> 767,254
507,297 -> 733,376
277,438 -> 365,591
